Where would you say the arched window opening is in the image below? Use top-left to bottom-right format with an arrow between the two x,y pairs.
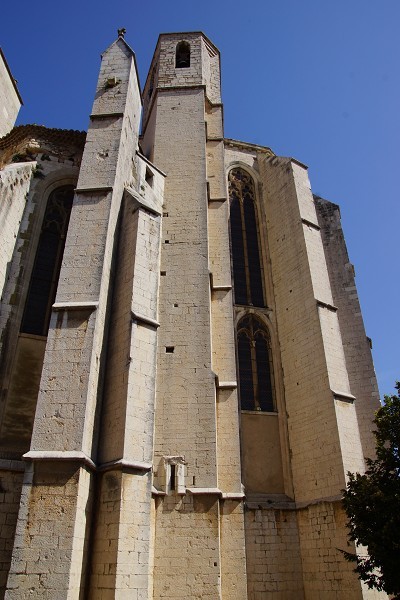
20,185 -> 74,336
229,168 -> 265,307
237,315 -> 274,412
175,42 -> 190,68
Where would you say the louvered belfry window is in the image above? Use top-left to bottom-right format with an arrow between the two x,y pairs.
237,315 -> 274,412
229,168 -> 265,307
20,186 -> 74,336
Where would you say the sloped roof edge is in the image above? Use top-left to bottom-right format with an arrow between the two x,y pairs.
0,124 -> 86,152
0,48 -> 23,105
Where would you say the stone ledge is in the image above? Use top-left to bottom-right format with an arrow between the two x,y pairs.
186,487 -> 222,495
208,196 -> 227,203
23,452 -> 153,474
131,311 -> 160,329
332,389 -> 356,403
23,450 -> 96,470
152,486 -> 166,496
216,379 -> 237,390
316,299 -> 338,312
52,301 -> 99,311
75,186 -> 113,194
98,458 -> 152,473
301,217 -> 321,230
221,492 -> 245,500
211,284 -> 232,291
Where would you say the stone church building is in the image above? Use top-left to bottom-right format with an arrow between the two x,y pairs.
0,31 -> 384,598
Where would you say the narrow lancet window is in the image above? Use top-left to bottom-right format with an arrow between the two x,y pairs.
175,42 -> 190,68
237,315 -> 274,412
20,185 -> 74,336
229,168 -> 265,307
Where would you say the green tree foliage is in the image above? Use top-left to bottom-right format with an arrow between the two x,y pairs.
342,382 -> 400,598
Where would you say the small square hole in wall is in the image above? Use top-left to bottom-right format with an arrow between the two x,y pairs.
165,346 -> 175,353
164,240 -> 170,244
173,303 -> 178,307
160,271 -> 166,276
145,167 -> 154,187
163,212 -> 169,217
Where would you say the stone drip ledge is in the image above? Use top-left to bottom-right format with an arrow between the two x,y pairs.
23,451 -> 152,473
52,301 -> 99,311
152,487 -> 245,499
131,311 -> 160,329
332,389 -> 356,403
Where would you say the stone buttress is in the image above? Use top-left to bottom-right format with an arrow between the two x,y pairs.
5,35 -> 164,599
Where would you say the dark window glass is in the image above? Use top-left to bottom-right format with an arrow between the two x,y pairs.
238,331 -> 254,411
228,168 -> 265,307
237,315 -> 274,412
175,42 -> 190,68
230,193 -> 247,304
20,186 -> 74,336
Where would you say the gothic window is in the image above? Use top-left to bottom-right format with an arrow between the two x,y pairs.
20,185 -> 74,336
175,42 -> 190,68
237,314 -> 274,412
229,168 -> 265,307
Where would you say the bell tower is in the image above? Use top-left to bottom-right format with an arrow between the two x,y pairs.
142,33 -> 248,599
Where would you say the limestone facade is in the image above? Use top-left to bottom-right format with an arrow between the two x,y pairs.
0,49 -> 22,139
0,32 -> 385,599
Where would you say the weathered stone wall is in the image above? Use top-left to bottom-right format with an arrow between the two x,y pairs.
0,141 -> 82,598
142,32 -> 249,598
0,464 -> 24,597
296,500 -> 387,599
315,198 -> 381,462
261,156 -> 365,502
0,52 -> 21,138
245,506 -> 304,599
0,163 -> 33,302
5,462 -> 92,599
88,153 -> 163,598
5,37 -> 143,598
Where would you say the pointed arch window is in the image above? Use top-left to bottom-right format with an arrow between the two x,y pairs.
229,168 -> 265,307
20,185 -> 74,336
237,314 -> 274,412
175,42 -> 190,68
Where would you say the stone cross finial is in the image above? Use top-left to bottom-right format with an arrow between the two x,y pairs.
118,28 -> 126,38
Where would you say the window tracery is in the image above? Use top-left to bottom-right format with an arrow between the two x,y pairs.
237,314 -> 274,412
229,168 -> 265,307
20,185 -> 74,336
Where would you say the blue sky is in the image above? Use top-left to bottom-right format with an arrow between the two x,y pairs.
2,0 -> 399,396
